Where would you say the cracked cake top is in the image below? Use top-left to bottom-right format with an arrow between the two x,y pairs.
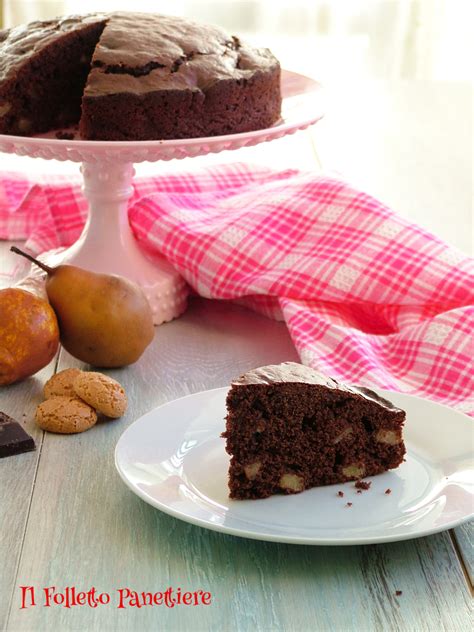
232,362 -> 402,412
84,12 -> 278,96
0,14 -> 106,83
0,12 -> 277,92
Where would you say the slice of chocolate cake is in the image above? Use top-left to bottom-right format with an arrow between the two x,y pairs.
222,362 -> 406,500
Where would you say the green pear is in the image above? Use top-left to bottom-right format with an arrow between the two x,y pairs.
11,247 -> 154,367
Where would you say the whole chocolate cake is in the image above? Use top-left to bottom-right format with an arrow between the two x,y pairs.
0,12 -> 281,140
222,362 -> 406,500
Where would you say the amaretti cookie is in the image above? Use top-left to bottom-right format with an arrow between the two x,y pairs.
36,396 -> 97,434
43,368 -> 83,399
73,372 -> 127,418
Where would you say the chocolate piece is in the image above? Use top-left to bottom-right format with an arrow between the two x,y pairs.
0,411 -> 35,458
0,12 -> 281,141
222,362 -> 406,500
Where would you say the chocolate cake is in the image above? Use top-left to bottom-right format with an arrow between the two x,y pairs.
222,362 -> 406,499
0,15 -> 106,136
0,13 -> 281,140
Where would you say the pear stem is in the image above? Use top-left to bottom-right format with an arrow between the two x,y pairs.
10,246 -> 54,275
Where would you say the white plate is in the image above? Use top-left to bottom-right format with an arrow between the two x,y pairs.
115,388 -> 473,545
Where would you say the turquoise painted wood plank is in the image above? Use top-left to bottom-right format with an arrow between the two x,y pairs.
453,522 -> 474,585
0,365 -> 57,630
0,241 -> 57,628
12,496 -> 471,632
6,298 -> 472,631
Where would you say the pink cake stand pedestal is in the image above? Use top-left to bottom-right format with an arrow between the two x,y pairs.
0,70 -> 324,325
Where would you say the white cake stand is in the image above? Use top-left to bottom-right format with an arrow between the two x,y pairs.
0,70 -> 324,324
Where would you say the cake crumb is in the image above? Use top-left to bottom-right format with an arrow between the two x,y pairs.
385,488 -> 392,495
395,590 -> 403,596
355,480 -> 371,490
356,490 -> 362,494
55,131 -> 75,140
345,502 -> 353,507
337,491 -> 344,497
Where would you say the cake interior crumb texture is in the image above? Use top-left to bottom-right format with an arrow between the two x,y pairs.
222,362 -> 406,500
0,12 -> 281,140
0,17 -> 105,135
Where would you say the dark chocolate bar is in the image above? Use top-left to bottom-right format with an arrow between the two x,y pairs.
0,411 -> 35,458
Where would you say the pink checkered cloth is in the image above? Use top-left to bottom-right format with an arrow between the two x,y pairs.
1,163 -> 473,415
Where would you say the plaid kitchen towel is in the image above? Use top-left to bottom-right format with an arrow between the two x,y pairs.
1,163 -> 472,414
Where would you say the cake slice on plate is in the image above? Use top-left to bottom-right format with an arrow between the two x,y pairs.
222,362 -> 406,499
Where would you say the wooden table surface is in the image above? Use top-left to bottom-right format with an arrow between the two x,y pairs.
0,80 -> 472,631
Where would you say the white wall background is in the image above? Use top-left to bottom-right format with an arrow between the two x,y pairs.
2,1 -> 472,252
3,0 -> 473,82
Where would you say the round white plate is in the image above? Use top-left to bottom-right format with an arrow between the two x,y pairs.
115,387 -> 473,545
0,70 -> 323,163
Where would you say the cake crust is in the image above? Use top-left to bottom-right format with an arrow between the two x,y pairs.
232,362 -> 402,410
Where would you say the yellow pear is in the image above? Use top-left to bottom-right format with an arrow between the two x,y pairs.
11,247 -> 154,367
